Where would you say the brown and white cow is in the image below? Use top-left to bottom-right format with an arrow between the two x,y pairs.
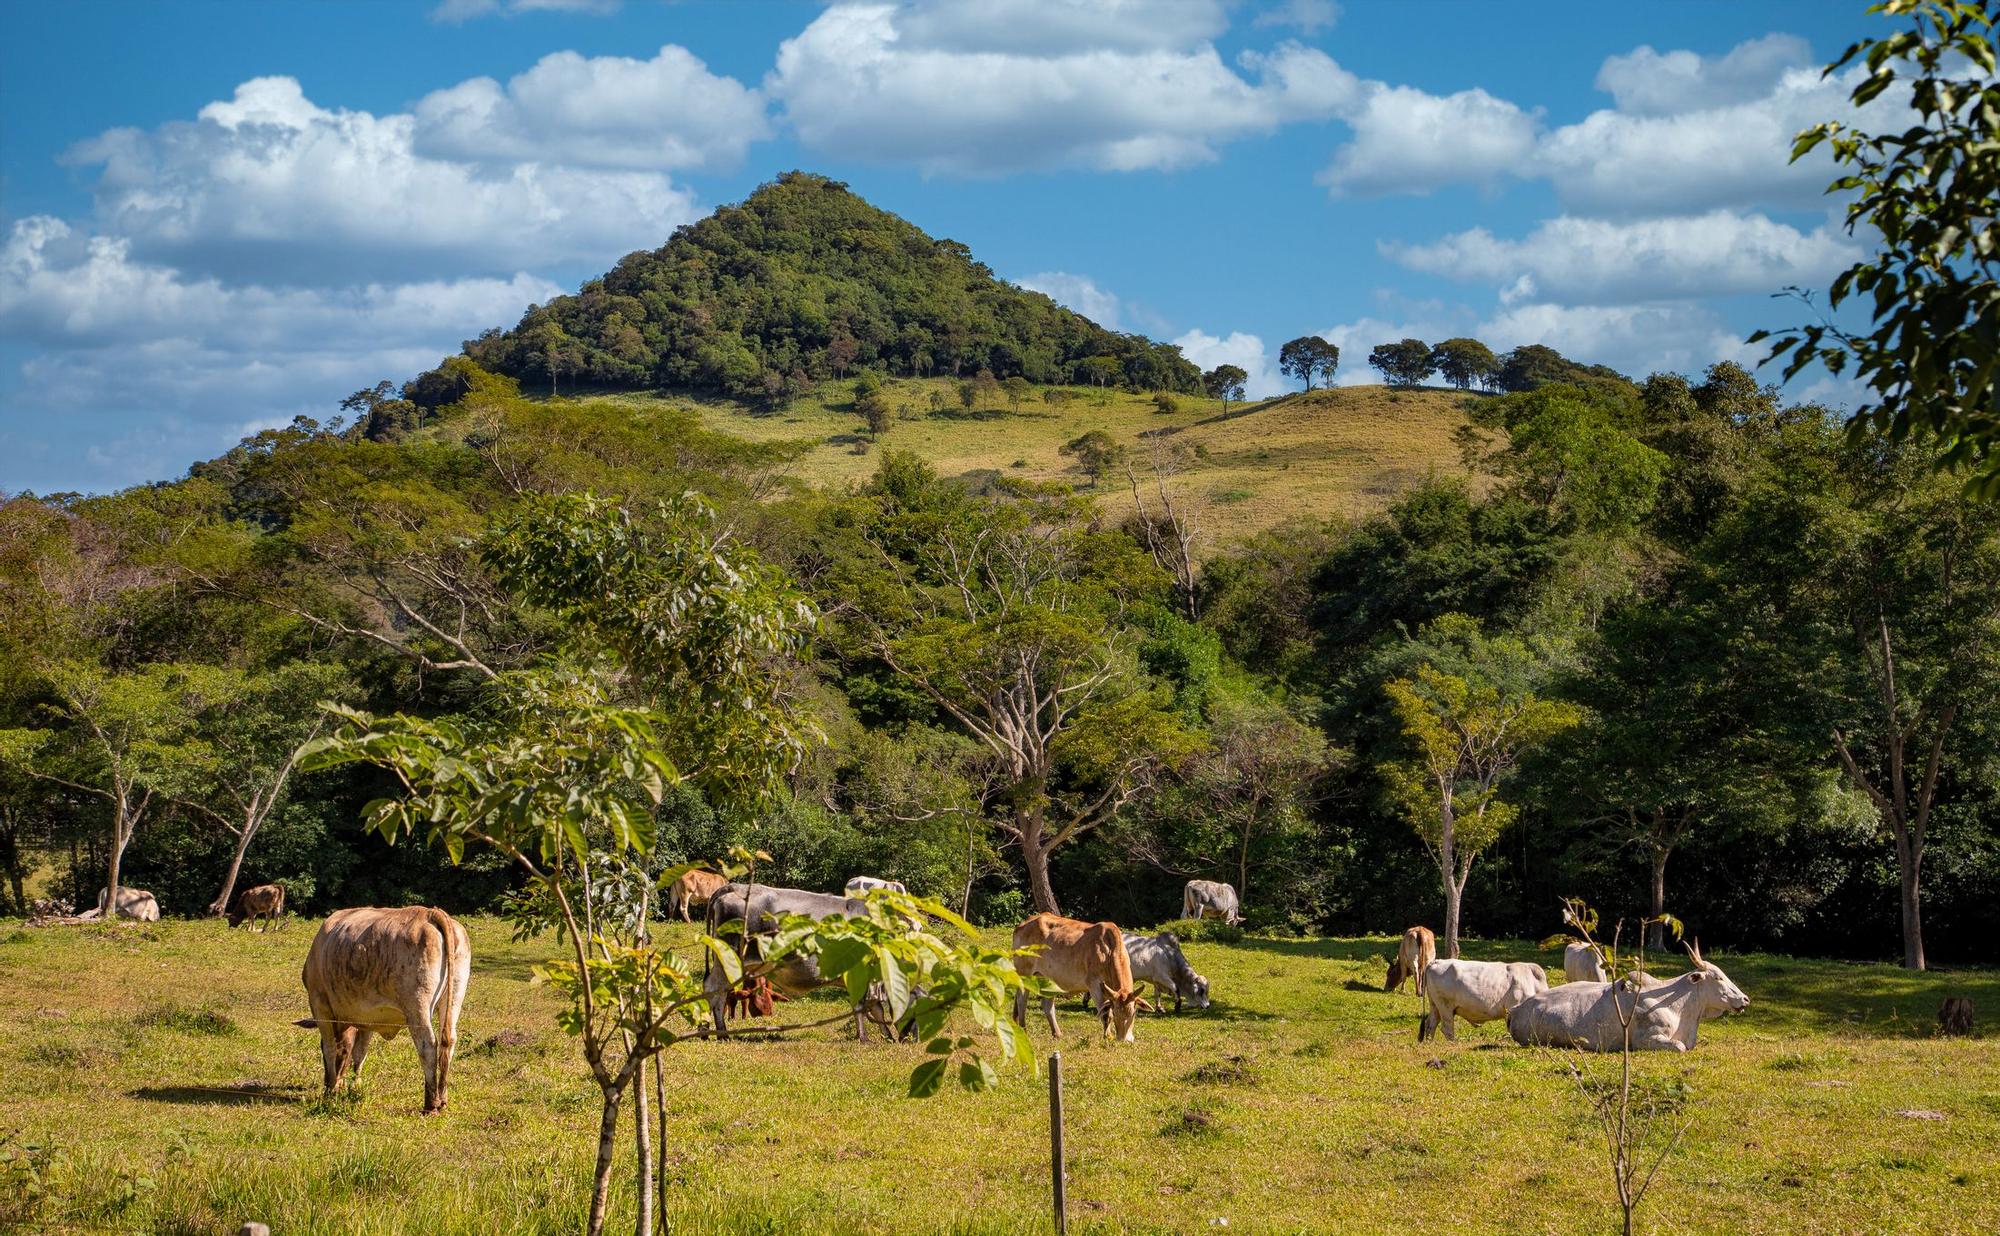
228,883 -> 286,931
1384,925 -> 1437,995
1011,913 -> 1150,1042
296,907 -> 470,1115
665,869 -> 731,923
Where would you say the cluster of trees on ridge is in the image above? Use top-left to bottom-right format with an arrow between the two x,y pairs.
1271,333 -> 1632,398
2,350 -> 1995,968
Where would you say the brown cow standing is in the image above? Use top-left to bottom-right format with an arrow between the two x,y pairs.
228,883 -> 286,931
296,907 -> 470,1115
1012,913 -> 1150,1042
666,870 -> 731,923
1384,925 -> 1437,995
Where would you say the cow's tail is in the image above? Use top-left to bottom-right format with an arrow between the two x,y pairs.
425,908 -> 463,1041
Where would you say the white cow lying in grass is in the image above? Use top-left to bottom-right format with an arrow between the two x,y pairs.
1418,958 -> 1549,1041
1508,942 -> 1749,1052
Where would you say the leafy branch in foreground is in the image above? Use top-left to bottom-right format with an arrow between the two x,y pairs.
1754,0 -> 2000,497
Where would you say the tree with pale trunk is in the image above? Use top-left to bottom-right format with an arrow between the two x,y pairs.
1380,615 -> 1581,958
834,454 -> 1196,914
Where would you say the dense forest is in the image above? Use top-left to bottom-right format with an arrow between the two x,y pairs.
3,173 -> 1997,968
461,171 -> 1203,404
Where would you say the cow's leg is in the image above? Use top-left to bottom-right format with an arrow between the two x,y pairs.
1042,997 -> 1061,1038
1012,988 -> 1028,1028
348,1028 -> 377,1083
1439,1009 -> 1457,1041
1172,983 -> 1182,1015
703,959 -> 731,1038
407,1005 -> 443,1115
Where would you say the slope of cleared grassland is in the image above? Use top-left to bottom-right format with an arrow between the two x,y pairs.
2,917 -> 1995,1235
576,380 -> 1490,547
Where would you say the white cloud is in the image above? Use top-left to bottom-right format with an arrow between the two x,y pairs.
1017,272 -> 1123,330
1595,33 -> 1814,116
1253,0 -> 1340,35
2,215 -> 561,492
766,5 -> 1356,174
65,76 -> 703,285
1316,83 -> 1540,197
1387,211 -> 1856,305
1537,63 -> 1867,216
432,0 -> 619,23
1173,328 -> 1287,398
413,45 -> 768,172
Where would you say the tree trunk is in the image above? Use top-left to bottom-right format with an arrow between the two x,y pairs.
1441,875 -> 1462,960
1018,801 -> 1062,915
104,808 -> 125,920
1896,827 -> 1925,971
209,816 -> 256,918
587,1083 -> 624,1236
0,810 -> 24,913
1646,847 -> 1670,952
633,1071 -> 653,1236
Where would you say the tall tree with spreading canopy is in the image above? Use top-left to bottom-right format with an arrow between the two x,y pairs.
1370,338 -> 1437,388
832,455 -> 1196,913
1755,0 -> 2000,498
1278,336 -> 1340,391
1380,615 -> 1582,957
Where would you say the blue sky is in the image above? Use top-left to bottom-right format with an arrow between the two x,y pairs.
1,0 -> 1889,494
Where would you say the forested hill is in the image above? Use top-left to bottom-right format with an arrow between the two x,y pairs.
463,171 -> 1201,402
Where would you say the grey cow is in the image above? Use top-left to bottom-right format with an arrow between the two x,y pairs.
1508,943 -> 1749,1052
1182,879 -> 1241,925
1121,931 -> 1210,1012
703,884 -> 895,1038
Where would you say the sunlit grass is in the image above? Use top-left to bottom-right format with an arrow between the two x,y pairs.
1,917 -> 1994,1233
575,380 -> 1493,551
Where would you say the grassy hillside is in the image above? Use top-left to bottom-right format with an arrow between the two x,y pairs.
573,379 -> 1489,546
4,917 -> 1995,1234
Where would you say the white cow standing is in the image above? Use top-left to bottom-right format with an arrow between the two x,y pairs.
1563,941 -> 1609,983
1418,958 -> 1550,1041
1182,880 -> 1241,925
1508,942 -> 1749,1052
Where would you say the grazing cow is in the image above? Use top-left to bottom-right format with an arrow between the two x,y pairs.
1121,931 -> 1210,1013
295,907 -> 470,1115
1508,942 -> 1749,1052
702,884 -> 882,1038
1011,913 -> 1150,1042
228,883 -> 286,931
85,887 -> 161,921
1563,942 -> 1609,984
1418,958 -> 1550,1042
844,876 -> 907,897
665,869 -> 730,923
1384,926 -> 1437,995
1182,880 -> 1242,925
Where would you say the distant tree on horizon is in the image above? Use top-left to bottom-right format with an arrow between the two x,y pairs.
1430,338 -> 1499,391
1204,364 -> 1249,413
1279,337 -> 1340,391
1370,338 -> 1436,388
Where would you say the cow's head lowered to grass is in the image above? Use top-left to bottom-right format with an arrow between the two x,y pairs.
1099,987 -> 1151,1042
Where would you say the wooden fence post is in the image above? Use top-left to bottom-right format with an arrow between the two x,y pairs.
1049,1050 -> 1067,1236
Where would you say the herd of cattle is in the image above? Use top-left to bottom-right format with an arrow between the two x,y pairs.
86,875 -> 1751,1113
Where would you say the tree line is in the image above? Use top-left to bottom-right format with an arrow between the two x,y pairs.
2,349 -> 1994,968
